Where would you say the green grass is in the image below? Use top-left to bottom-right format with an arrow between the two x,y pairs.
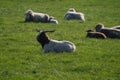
0,0 -> 120,80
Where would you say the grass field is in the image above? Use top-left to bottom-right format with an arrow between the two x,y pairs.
0,0 -> 120,80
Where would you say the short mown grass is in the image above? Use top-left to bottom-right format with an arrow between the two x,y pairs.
0,0 -> 120,80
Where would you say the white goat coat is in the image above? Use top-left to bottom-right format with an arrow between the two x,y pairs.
25,10 -> 49,22
32,13 -> 48,22
43,40 -> 76,53
64,11 -> 85,21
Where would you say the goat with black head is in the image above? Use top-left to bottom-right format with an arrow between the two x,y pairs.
37,30 -> 54,48
36,30 -> 76,53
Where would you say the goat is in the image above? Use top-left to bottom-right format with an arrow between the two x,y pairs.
36,30 -> 76,53
64,8 -> 85,22
95,23 -> 120,38
86,30 -> 107,39
25,10 -> 58,24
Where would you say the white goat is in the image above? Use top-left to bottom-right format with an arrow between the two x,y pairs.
64,8 -> 85,22
95,23 -> 120,38
25,10 -> 58,24
36,30 -> 76,53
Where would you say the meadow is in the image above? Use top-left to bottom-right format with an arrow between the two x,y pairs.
0,0 -> 120,80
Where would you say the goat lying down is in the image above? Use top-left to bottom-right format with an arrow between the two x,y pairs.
25,10 -> 58,24
86,30 -> 107,39
95,23 -> 120,38
64,8 -> 85,21
36,30 -> 76,53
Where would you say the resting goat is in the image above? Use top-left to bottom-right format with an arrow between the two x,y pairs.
64,8 -> 85,22
95,23 -> 120,38
36,30 -> 76,53
25,10 -> 58,24
86,30 -> 107,39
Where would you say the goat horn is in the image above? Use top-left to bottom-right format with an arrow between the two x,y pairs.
36,29 -> 55,33
43,30 -> 55,33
